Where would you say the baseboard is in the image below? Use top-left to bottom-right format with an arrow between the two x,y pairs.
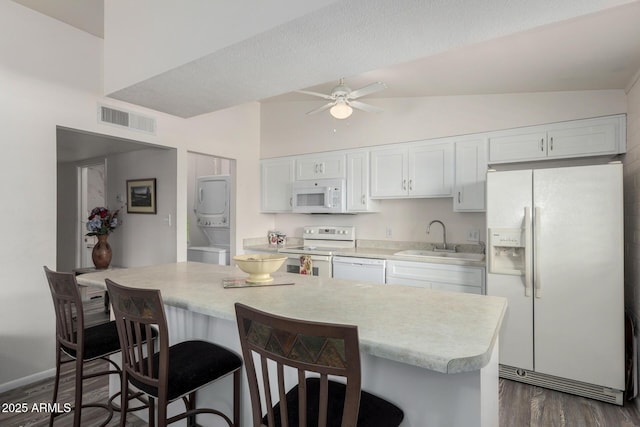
0,368 -> 56,395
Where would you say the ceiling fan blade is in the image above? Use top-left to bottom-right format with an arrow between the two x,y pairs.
296,90 -> 334,100
306,102 -> 334,115
348,82 -> 387,99
349,100 -> 383,113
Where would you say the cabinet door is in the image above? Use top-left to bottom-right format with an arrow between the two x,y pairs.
488,131 -> 547,163
409,142 -> 453,197
547,119 -> 617,159
295,154 -> 345,180
454,138 -> 487,212
370,147 -> 408,197
261,159 -> 294,212
346,151 -> 377,212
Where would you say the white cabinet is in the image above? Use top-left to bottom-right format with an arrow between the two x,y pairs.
386,260 -> 485,295
346,151 -> 378,212
370,141 -> 453,198
261,158 -> 294,212
488,115 -> 625,164
295,154 -> 345,180
454,138 -> 487,212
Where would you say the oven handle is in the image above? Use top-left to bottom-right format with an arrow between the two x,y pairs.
282,253 -> 332,263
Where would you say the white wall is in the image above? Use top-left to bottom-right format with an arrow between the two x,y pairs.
261,91 -> 627,158
0,2 -> 270,390
260,91 -> 627,244
106,148 -> 177,267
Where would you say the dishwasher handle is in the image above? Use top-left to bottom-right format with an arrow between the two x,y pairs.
332,256 -> 386,266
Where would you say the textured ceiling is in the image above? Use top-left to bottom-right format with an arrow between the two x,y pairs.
12,0 -> 640,120
106,0 -> 640,118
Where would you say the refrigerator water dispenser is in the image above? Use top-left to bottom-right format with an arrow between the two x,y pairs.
489,228 -> 525,275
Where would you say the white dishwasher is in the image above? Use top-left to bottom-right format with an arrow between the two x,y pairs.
332,256 -> 386,284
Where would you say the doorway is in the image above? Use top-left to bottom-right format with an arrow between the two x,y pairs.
78,161 -> 106,268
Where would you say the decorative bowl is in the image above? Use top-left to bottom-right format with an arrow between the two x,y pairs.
233,254 -> 288,283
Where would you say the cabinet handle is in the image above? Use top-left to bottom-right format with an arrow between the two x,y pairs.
402,179 -> 407,190
550,137 -> 554,151
361,194 -> 365,204
458,191 -> 461,203
289,197 -> 292,207
409,179 -> 413,191
540,138 -> 544,151
314,163 -> 319,173
320,163 -> 325,174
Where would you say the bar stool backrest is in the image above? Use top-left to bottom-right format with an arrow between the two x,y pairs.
235,303 -> 362,427
44,266 -> 85,356
106,279 -> 168,399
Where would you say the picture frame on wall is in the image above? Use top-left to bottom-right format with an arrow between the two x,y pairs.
126,178 -> 157,214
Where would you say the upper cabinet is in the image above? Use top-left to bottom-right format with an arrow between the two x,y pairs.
488,115 -> 626,164
370,141 -> 453,198
261,158 -> 294,212
454,137 -> 487,212
295,154 -> 345,180
346,151 -> 378,212
260,115 -> 625,213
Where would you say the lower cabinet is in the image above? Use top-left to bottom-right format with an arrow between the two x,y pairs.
386,260 -> 485,295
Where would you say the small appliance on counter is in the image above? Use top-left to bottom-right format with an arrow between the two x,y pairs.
268,230 -> 286,246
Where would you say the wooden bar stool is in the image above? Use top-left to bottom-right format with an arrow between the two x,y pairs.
234,302 -> 405,427
44,266 -> 151,426
106,278 -> 242,427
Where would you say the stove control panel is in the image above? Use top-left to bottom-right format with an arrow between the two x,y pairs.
303,226 -> 355,241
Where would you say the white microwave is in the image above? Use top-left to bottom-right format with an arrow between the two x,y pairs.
292,179 -> 346,213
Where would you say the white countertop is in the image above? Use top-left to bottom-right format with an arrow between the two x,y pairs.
77,262 -> 505,374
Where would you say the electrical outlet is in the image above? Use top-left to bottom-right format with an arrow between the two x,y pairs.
467,229 -> 480,242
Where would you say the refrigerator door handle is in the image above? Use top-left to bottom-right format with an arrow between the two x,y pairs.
524,207 -> 532,297
534,206 -> 542,298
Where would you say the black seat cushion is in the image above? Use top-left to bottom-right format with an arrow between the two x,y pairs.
130,340 -> 242,401
61,320 -> 157,361
61,320 -> 121,360
265,377 -> 404,427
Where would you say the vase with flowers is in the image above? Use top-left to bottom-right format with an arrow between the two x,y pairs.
86,207 -> 121,269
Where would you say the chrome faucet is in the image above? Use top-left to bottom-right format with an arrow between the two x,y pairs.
427,220 -> 454,252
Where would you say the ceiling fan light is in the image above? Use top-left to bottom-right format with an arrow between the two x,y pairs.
330,102 -> 353,119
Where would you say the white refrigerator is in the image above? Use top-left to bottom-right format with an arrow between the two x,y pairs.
486,163 -> 625,404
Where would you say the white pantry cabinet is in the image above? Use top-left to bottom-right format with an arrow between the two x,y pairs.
295,153 -> 345,180
488,115 -> 626,164
386,260 -> 485,295
346,150 -> 378,212
454,137 -> 487,212
261,158 -> 294,212
370,141 -> 453,198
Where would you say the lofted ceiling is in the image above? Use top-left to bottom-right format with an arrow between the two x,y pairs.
12,0 -> 640,119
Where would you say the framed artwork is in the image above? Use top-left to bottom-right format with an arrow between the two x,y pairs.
126,178 -> 157,214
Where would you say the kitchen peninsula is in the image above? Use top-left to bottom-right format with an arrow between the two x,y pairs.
77,262 -> 506,427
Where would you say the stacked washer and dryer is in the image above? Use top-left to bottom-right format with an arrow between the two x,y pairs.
187,175 -> 231,265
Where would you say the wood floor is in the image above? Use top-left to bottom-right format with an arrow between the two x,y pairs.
3,292 -> 639,426
499,378 -> 640,427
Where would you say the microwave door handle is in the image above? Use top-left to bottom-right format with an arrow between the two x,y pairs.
325,187 -> 333,208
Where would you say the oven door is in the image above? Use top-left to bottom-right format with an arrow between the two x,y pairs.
282,253 -> 332,278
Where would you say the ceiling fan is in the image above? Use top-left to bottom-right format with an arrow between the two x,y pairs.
297,78 -> 387,119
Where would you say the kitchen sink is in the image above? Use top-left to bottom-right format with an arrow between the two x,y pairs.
394,249 -> 485,261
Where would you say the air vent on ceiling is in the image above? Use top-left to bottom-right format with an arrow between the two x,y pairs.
97,104 -> 156,135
